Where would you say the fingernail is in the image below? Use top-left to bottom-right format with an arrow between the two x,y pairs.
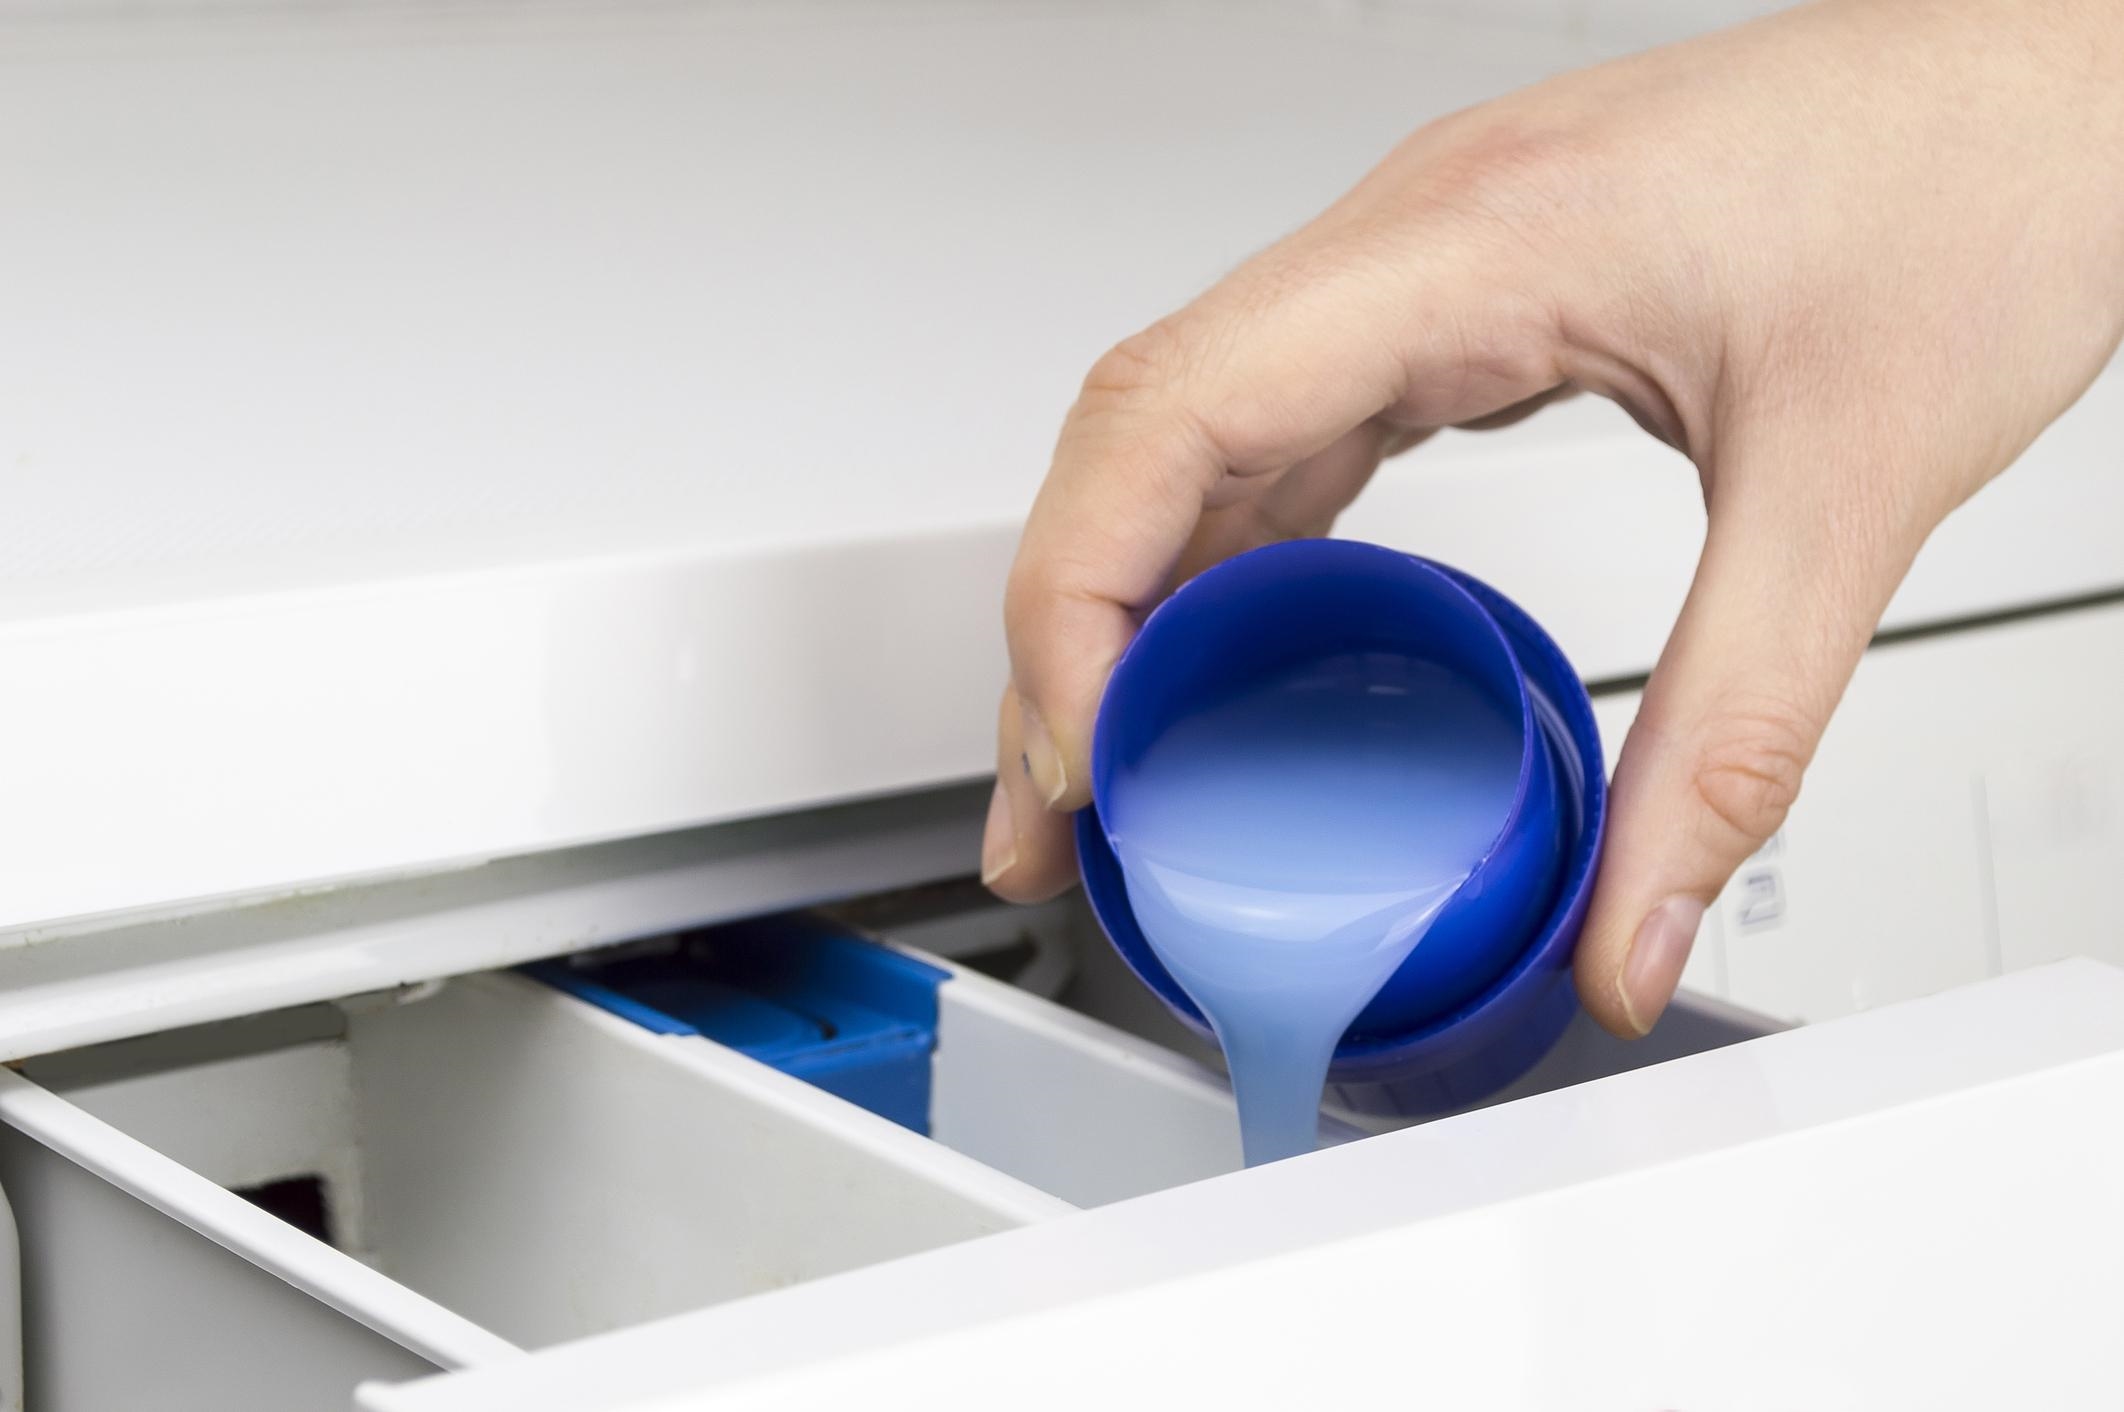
1018,697 -> 1068,807
1617,896 -> 1704,1037
980,779 -> 1017,886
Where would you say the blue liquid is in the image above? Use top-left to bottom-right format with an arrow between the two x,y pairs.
1106,652 -> 1523,1166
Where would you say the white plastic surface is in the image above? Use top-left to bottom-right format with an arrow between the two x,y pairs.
0,895 -> 1788,1410
0,1184 -> 20,1412
0,781 -> 987,1061
917,920 -> 1778,1200
1,1 -> 2119,932
0,1131 -> 447,1412
0,1069 -> 505,1411
362,960 -> 2124,1412
0,971 -> 1064,1409
1592,600 -> 2124,1023
586,1056 -> 2124,1411
927,958 -> 1359,1208
343,975 -> 1066,1347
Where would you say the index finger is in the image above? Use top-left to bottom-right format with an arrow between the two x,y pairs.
1003,258 -> 1412,813
1001,223 -> 1562,817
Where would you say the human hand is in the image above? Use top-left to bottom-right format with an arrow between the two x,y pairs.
981,0 -> 2124,1036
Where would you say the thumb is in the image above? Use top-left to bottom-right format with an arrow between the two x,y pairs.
1573,444 -> 1926,1037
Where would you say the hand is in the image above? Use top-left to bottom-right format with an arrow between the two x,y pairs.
981,0 -> 2124,1036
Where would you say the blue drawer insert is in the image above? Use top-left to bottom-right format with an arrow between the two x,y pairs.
528,916 -> 948,1134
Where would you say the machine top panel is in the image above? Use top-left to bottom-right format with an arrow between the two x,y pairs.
0,1 -> 1598,625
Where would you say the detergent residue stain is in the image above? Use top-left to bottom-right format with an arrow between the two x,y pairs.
1105,651 -> 1521,1166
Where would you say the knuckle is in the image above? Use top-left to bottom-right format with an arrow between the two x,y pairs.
1003,550 -> 1100,643
1002,562 -> 1035,634
1689,705 -> 1814,849
1081,318 -> 1192,408
1002,557 -> 1058,640
1398,112 -> 1600,245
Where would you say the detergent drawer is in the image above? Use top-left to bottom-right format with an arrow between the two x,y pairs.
0,970 -> 1067,1412
859,890 -> 1784,1165
0,887 -> 1785,1412
531,906 -> 1361,1212
530,897 -> 1780,1212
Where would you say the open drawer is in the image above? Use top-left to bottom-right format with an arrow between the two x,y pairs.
0,892 -> 1782,1412
0,966 -> 1068,1412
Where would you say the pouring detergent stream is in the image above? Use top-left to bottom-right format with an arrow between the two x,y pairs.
1078,539 -> 1604,1167
1104,653 -> 1522,1165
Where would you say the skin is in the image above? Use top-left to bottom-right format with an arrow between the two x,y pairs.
980,0 -> 2124,1037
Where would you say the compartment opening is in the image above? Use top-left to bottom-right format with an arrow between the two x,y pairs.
235,1173 -> 335,1245
531,892 -> 1785,1212
529,917 -> 947,1134
17,971 -> 1058,1354
830,881 -> 1790,1137
536,906 -> 1333,1208
828,880 -> 1226,1067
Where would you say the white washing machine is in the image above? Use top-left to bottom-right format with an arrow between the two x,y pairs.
1,2 -> 2121,1408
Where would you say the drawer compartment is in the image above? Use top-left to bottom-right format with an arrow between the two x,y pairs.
0,891 -> 1785,1412
0,970 -> 1066,1412
926,955 -> 1354,1206
897,908 -> 1785,1199
540,915 -> 1359,1212
865,893 -> 1786,1185
543,903 -> 1786,1212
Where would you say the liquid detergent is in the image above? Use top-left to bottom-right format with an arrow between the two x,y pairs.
1104,649 -> 1522,1165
